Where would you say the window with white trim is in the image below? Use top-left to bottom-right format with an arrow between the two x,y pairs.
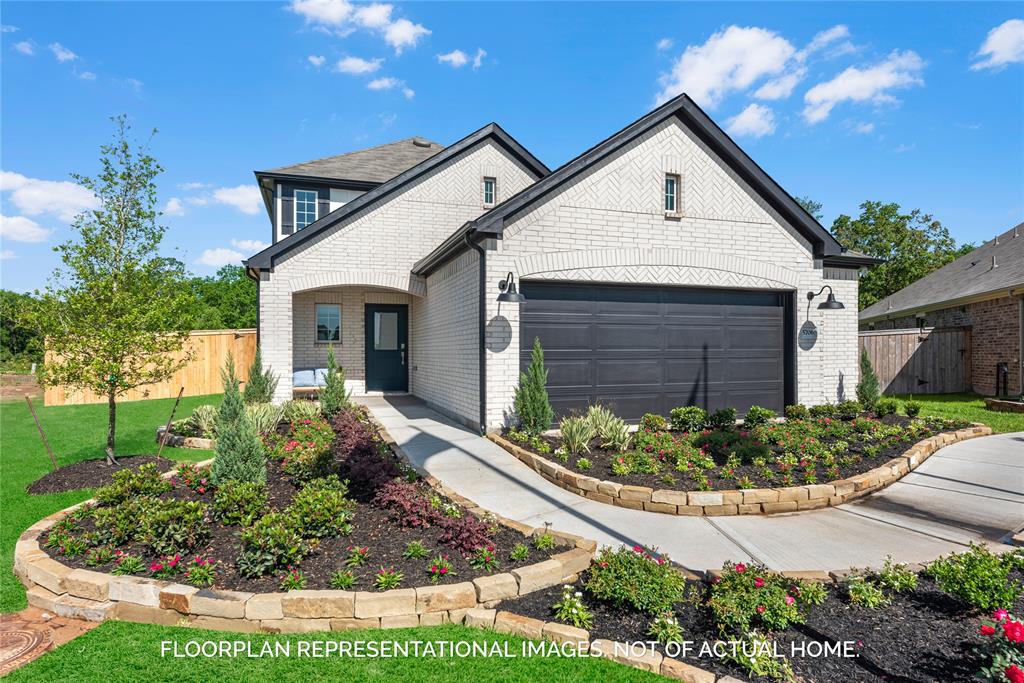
482,177 -> 496,206
315,304 -> 341,343
664,174 -> 680,214
295,190 -> 317,230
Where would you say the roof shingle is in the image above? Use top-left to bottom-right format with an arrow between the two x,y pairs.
263,137 -> 445,184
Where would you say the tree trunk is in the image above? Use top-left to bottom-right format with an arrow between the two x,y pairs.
106,389 -> 119,465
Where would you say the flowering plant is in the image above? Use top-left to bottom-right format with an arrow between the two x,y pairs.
585,545 -> 684,615
84,546 -> 116,567
149,554 -> 183,579
469,546 -> 499,573
708,561 -> 821,635
345,545 -> 370,567
552,584 -> 593,629
374,566 -> 404,591
977,610 -> 1024,683
647,611 -> 683,645
175,463 -> 209,493
279,567 -> 307,591
427,554 -> 454,584
184,556 -> 218,587
110,551 -> 144,575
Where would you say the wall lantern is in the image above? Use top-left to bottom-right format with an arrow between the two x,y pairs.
497,272 -> 526,303
807,285 -> 845,310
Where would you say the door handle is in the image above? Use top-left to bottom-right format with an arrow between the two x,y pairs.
401,350 -> 405,365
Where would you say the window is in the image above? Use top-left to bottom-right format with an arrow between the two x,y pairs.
664,174 -> 680,214
295,190 -> 317,230
315,304 -> 340,343
482,177 -> 496,206
373,311 -> 398,350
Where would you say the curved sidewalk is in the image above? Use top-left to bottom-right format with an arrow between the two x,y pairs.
361,396 -> 1024,572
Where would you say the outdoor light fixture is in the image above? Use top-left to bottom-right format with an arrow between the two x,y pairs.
807,285 -> 845,310
497,272 -> 526,303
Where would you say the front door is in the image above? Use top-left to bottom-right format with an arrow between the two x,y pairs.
364,304 -> 408,392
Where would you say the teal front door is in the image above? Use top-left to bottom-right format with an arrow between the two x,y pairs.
364,304 -> 408,392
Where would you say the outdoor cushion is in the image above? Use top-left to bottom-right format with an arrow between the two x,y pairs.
313,368 -> 329,386
293,369 -> 316,387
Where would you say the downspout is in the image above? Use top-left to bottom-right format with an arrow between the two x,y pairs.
464,226 -> 487,434
245,265 -> 261,347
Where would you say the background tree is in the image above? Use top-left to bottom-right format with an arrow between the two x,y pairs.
0,290 -> 42,372
831,201 -> 973,309
188,265 -> 257,329
24,116 -> 197,461
795,196 -> 824,222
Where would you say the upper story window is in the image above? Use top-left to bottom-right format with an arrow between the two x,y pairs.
295,190 -> 317,230
315,304 -> 341,343
482,177 -> 496,206
664,174 -> 680,214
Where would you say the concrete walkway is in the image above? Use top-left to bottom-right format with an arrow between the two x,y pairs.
360,396 -> 1024,573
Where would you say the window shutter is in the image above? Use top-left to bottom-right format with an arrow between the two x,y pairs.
280,197 -> 294,235
318,198 -> 331,221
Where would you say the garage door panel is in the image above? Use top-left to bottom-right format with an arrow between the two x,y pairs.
664,325 -> 726,350
728,326 -> 784,349
594,393 -> 662,420
664,358 -> 726,385
723,359 -> 782,383
595,324 -> 662,350
596,360 -> 662,386
523,323 -> 592,350
545,359 -> 593,387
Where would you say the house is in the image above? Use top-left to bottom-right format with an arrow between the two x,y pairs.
859,223 -> 1024,397
243,94 -> 866,431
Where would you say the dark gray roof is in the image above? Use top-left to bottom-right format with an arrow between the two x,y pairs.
261,137 -> 445,184
860,222 -> 1024,322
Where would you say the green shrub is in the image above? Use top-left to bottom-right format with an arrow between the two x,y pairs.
270,417 -> 335,481
835,400 -> 863,420
576,457 -> 591,470
876,556 -> 918,593
282,399 -> 321,423
784,404 -> 809,421
190,404 -> 218,437
513,337 -> 555,436
722,633 -> 794,682
875,397 -> 899,417
330,570 -> 355,589
374,566 -> 404,591
599,418 -> 632,453
647,613 -> 683,646
93,497 -> 155,546
319,345 -> 353,417
243,347 -> 278,405
857,348 -> 881,410
903,400 -> 922,418
708,561 -> 819,634
708,408 -> 737,430
237,512 -> 313,578
95,464 -> 172,506
286,476 -> 355,538
639,413 -> 668,432
403,540 -> 427,559
743,406 -> 776,428
845,576 -> 889,608
670,406 -> 708,432
552,584 -> 593,629
140,500 -> 210,555
246,403 -> 284,437
213,481 -> 266,527
924,544 -> 1022,609
510,544 -> 529,562
585,545 -> 686,614
585,404 -> 616,434
809,403 -> 838,419
559,415 -> 596,455
211,355 -> 267,486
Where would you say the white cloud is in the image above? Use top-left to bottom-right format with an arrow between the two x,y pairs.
230,238 -> 270,252
657,26 -> 796,107
353,3 -> 392,28
289,0 -> 428,54
437,49 -> 469,68
656,38 -> 673,51
211,185 -> 262,215
48,42 -> 77,62
336,56 -> 382,74
971,18 -> 1024,71
853,121 -> 875,134
78,71 -> 96,81
289,0 -> 353,27
0,249 -> 15,260
803,50 -> 925,123
384,18 -> 430,54
368,76 -> 399,90
798,24 -> 850,59
472,48 -> 486,69
308,54 -> 326,68
0,171 -> 98,222
195,247 -> 244,268
0,214 -> 50,243
1,25 -> 17,33
13,41 -> 34,56
753,68 -> 806,100
163,197 -> 185,216
178,181 -> 208,191
402,86 -> 414,99
726,103 -> 776,138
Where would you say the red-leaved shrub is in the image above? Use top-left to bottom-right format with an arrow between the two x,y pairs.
373,480 -> 437,528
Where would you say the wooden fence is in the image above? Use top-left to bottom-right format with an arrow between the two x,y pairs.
44,329 -> 257,406
858,327 -> 971,395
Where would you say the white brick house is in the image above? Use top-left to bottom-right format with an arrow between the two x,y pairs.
244,95 -> 871,431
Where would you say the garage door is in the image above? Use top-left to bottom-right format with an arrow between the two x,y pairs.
519,282 -> 792,421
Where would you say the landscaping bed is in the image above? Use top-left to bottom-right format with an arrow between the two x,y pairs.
26,455 -> 177,495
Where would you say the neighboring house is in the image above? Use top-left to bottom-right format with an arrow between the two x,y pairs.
244,94 -> 867,431
859,223 -> 1024,397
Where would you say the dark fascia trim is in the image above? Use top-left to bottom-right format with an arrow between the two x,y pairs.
413,221 -> 478,276
244,124 -> 548,271
253,172 -> 381,223
463,94 -> 842,258
823,252 -> 885,268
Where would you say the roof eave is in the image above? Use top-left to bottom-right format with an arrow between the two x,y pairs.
859,283 -> 1024,323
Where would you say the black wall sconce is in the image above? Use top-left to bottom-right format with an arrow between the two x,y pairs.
497,272 -> 526,303
807,285 -> 845,310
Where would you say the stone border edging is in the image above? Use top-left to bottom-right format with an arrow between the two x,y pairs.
155,427 -> 214,450
486,425 -> 993,517
985,398 -> 1024,414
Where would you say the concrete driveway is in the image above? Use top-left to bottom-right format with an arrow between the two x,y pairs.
360,396 -> 1024,573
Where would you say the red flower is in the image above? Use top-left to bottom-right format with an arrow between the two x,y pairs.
1006,665 -> 1024,683
1002,620 -> 1024,643
784,595 -> 795,606
980,624 -> 996,636
633,545 -> 643,553
734,563 -> 747,573
756,605 -> 765,614
754,577 -> 765,588
994,609 -> 1009,622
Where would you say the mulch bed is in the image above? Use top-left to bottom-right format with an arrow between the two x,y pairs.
27,455 -> 177,496
505,570 -> 1024,683
507,415 -> 966,491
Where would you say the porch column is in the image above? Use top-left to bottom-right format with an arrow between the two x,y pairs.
259,271 -> 293,403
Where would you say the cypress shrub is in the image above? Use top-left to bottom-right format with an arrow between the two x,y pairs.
243,347 -> 278,405
319,346 -> 352,417
856,348 -> 881,410
211,355 -> 267,486
513,337 -> 555,436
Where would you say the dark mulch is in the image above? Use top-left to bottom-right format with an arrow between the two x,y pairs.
27,455 -> 177,495
505,571 -> 1024,683
507,415 -> 966,492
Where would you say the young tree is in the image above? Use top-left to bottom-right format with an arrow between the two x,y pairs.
513,337 -> 555,436
25,116 -> 196,462
795,196 -> 824,222
319,345 -> 351,417
243,347 -> 278,405
211,355 -> 266,485
856,348 -> 881,410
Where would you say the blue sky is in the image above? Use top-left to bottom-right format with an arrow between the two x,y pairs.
1,1 -> 1022,293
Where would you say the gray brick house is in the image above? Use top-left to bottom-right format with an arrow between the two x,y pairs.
244,94 -> 867,431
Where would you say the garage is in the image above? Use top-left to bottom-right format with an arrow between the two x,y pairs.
519,282 -> 794,421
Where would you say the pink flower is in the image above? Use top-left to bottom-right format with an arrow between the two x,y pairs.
633,545 -> 643,553
785,595 -> 795,606
994,609 -> 1009,622
1007,664 -> 1024,683
756,605 -> 765,614
734,563 -> 747,573
754,577 -> 765,588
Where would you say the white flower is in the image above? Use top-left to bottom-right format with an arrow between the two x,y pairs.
575,591 -> 582,597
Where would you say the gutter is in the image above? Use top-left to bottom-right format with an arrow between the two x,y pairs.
463,226 -> 487,434
859,285 -> 1024,324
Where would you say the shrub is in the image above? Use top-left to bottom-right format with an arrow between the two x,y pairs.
809,403 -> 838,419
214,481 -> 266,527
585,405 -> 618,435
149,554 -> 183,579
374,566 -> 403,591
437,514 -> 493,554
904,399 -> 922,418
320,346 -> 353,417
845,576 -> 889,608
330,570 -> 355,589
93,497 -> 155,546
282,399 -> 321,423
784,404 -> 809,421
639,413 -> 668,432
585,545 -> 686,614
576,457 -> 592,470
140,500 -> 210,555
977,610 -> 1024,683
513,337 -> 555,436
553,584 -> 593,629
857,348 -> 881,410
533,526 -> 555,551
374,479 -> 437,528
287,476 -> 355,538
190,404 -> 219,437
332,409 -> 401,495
743,406 -> 776,428
647,612 -> 683,646
469,545 -> 499,572
925,544 -> 1023,610
175,462 -> 209,493
111,552 -> 144,575
243,347 -> 278,405
835,400 -> 863,420
246,403 -> 284,437
85,546 -> 116,567
95,463 -> 171,506
708,561 -> 818,634
708,407 -> 737,430
875,397 -> 899,417
670,406 -> 708,433
211,355 -> 267,486
184,557 -> 218,587
876,556 -> 918,593
559,416 -> 596,455
722,633 -> 794,682
237,512 -> 313,578
599,418 -> 632,452
272,417 -> 334,482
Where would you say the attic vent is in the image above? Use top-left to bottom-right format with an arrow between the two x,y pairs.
412,137 -> 431,148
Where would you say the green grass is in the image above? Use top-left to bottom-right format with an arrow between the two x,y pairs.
5,621 -> 659,682
0,393 -> 218,612
891,393 -> 1024,434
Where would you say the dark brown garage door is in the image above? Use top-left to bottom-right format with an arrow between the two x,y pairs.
519,282 -> 793,421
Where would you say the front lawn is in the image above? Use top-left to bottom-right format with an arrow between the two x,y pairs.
0,394 -> 217,612
892,393 -> 1024,434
